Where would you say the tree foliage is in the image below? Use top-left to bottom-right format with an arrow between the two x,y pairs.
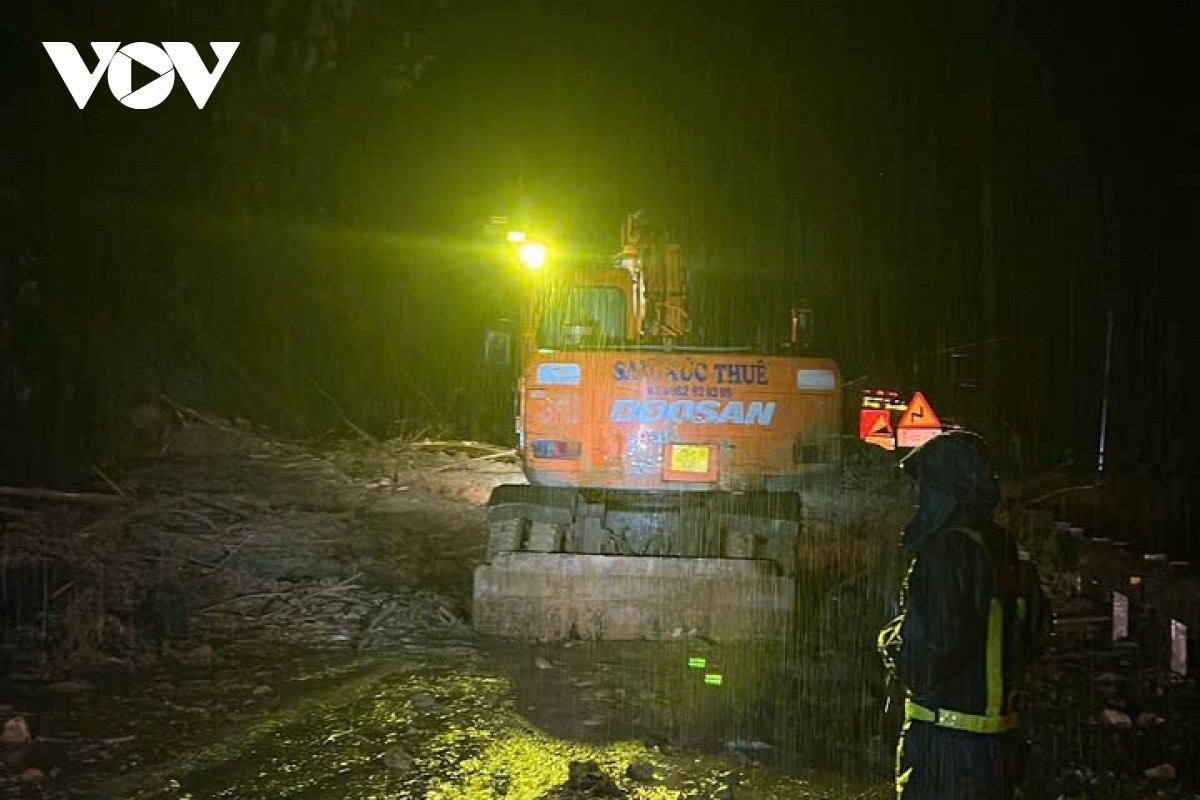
3,0 -> 475,485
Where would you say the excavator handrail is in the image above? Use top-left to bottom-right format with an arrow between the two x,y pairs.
538,343 -> 761,353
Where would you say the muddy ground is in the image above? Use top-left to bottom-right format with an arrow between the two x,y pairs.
1,411 -> 1197,799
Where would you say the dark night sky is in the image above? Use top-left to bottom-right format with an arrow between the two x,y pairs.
2,1 -> 1197,495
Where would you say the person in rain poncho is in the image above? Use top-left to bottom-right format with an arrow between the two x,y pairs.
878,430 -> 1051,799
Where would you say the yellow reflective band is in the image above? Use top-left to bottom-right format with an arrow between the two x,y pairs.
987,597 -> 1004,716
904,699 -> 1016,734
895,720 -> 912,796
897,766 -> 913,795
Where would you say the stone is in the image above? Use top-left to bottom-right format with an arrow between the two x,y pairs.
1,716 -> 32,746
411,692 -> 437,709
1099,708 -> 1132,728
624,761 -> 656,782
383,746 -> 414,771
1144,763 -> 1176,781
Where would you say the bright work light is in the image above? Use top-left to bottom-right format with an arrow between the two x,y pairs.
506,230 -> 527,243
519,242 -> 547,269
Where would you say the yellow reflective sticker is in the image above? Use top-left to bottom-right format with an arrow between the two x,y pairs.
670,445 -> 710,474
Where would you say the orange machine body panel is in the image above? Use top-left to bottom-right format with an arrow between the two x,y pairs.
519,350 -> 842,491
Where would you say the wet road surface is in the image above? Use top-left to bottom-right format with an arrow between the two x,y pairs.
30,638 -> 890,799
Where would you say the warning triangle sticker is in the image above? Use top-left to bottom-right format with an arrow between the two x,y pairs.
897,391 -> 941,429
869,413 -> 892,436
859,409 -> 894,440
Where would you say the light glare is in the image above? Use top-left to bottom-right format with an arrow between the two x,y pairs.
519,242 -> 547,269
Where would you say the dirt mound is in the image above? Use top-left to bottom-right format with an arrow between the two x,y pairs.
0,412 -> 524,681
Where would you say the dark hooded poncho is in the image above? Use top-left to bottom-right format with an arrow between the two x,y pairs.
888,431 -> 1044,708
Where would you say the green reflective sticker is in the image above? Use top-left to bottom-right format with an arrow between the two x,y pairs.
704,673 -> 723,686
687,657 -> 707,669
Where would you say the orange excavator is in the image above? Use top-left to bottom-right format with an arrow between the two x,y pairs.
473,212 -> 842,641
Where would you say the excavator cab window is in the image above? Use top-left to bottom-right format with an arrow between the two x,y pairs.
536,286 -> 626,349
483,327 -> 511,367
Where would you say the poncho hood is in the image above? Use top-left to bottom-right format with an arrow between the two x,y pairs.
898,429 -> 1000,551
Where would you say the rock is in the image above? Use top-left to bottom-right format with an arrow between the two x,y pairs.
1099,708 -> 1132,728
113,403 -> 171,458
48,679 -> 93,694
1144,763 -> 1176,780
17,767 -> 43,784
181,644 -> 215,668
563,760 -> 626,797
624,761 -> 655,782
1,717 -> 31,746
411,692 -> 437,710
383,746 -> 414,771
1135,711 -> 1166,727
534,656 -> 555,670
